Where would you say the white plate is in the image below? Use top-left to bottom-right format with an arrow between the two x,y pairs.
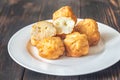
8,19 -> 120,76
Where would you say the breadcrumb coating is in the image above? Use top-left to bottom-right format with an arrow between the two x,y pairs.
64,32 -> 89,57
36,37 -> 65,59
74,19 -> 100,46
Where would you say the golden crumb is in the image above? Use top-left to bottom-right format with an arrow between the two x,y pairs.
74,18 -> 100,46
36,37 -> 65,59
64,32 -> 89,57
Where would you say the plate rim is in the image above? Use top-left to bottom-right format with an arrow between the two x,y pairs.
8,18 -> 120,76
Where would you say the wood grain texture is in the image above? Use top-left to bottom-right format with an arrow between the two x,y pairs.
0,0 -> 120,80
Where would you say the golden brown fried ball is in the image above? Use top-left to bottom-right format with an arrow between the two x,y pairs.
31,21 -> 56,46
64,32 -> 89,57
74,18 -> 100,46
53,6 -> 77,35
36,37 -> 65,59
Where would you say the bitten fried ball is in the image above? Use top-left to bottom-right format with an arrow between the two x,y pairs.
53,6 -> 77,35
64,32 -> 89,57
74,18 -> 100,46
36,37 -> 65,59
31,21 -> 56,46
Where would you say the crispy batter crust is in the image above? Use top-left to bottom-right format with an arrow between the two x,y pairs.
36,37 -> 65,59
53,6 -> 77,23
64,32 -> 89,57
74,18 -> 100,46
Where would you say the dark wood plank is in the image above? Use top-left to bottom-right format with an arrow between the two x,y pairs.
0,0 -> 41,80
39,0 -> 80,20
0,0 -> 120,80
80,0 -> 120,32
0,2 -> 25,80
23,70 -> 79,80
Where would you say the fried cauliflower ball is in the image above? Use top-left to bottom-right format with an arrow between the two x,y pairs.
64,32 -> 89,57
74,18 -> 100,46
31,21 -> 56,46
36,37 -> 65,59
53,6 -> 77,35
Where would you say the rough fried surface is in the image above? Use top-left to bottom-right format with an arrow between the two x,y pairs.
53,6 -> 77,23
64,32 -> 89,57
74,18 -> 100,46
36,37 -> 65,59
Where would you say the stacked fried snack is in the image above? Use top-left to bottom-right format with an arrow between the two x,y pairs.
31,6 -> 100,59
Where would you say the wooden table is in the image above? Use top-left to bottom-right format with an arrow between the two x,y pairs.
0,0 -> 120,80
